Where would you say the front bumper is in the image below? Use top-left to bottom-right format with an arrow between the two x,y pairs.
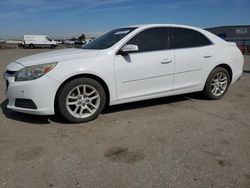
5,74 -> 60,115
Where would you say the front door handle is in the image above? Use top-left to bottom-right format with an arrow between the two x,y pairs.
161,59 -> 172,64
203,54 -> 213,58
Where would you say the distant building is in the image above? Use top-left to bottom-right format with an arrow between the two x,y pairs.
206,25 -> 250,54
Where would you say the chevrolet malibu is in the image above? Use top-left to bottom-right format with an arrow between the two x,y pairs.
4,24 -> 244,123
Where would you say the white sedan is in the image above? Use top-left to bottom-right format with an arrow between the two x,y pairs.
4,24 -> 243,123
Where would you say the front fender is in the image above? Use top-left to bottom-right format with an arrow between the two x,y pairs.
47,58 -> 117,105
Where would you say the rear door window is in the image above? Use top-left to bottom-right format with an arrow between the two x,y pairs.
170,28 -> 212,49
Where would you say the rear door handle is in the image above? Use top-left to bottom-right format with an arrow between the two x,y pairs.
203,54 -> 213,58
161,59 -> 172,64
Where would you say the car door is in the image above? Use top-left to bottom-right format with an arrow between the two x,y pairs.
43,36 -> 52,47
114,27 -> 175,102
170,27 -> 214,92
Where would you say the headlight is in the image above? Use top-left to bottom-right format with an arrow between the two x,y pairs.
15,62 -> 57,81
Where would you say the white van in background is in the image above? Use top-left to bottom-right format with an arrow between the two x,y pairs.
22,35 -> 57,49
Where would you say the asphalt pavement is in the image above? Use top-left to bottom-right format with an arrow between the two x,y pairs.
0,48 -> 250,188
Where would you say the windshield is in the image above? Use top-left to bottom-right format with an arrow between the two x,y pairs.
82,27 -> 137,50
46,37 -> 52,42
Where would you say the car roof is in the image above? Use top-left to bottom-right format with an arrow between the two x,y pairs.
122,24 -> 226,44
124,24 -> 201,30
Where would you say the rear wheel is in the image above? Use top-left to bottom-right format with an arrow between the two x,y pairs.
57,78 -> 106,123
29,44 -> 35,49
203,67 -> 230,100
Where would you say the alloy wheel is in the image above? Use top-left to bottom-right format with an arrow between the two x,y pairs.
66,85 -> 100,118
210,72 -> 228,97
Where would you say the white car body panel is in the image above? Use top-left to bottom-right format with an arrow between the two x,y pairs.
173,45 -> 214,92
114,49 -> 175,102
4,24 -> 244,115
5,75 -> 59,115
6,62 -> 24,71
16,48 -> 100,67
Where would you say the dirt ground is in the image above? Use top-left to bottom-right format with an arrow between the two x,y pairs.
0,48 -> 250,188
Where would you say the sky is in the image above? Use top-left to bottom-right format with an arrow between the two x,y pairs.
0,0 -> 249,39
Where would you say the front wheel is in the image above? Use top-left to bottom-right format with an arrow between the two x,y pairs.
203,67 -> 230,100
57,78 -> 106,123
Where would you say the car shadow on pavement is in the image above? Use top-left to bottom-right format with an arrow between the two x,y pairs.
102,93 -> 202,114
0,99 -> 51,124
1,93 -> 202,124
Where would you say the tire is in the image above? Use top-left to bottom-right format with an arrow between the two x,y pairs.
203,67 -> 230,100
18,44 -> 24,48
57,78 -> 106,123
29,44 -> 35,49
51,45 -> 56,49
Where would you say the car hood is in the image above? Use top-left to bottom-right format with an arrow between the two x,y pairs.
6,48 -> 100,71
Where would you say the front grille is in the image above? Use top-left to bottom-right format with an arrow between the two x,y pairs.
15,99 -> 38,109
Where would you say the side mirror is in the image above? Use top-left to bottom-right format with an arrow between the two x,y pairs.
119,44 -> 139,55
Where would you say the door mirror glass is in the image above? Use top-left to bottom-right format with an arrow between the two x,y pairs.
120,44 -> 139,54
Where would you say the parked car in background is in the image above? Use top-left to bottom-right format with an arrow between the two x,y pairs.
74,40 -> 86,45
85,38 -> 93,44
62,40 -> 75,45
230,40 -> 250,55
0,39 -> 5,48
244,40 -> 250,54
237,45 -> 244,53
55,40 -> 62,44
4,24 -> 243,123
21,35 -> 57,49
82,38 -> 94,47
